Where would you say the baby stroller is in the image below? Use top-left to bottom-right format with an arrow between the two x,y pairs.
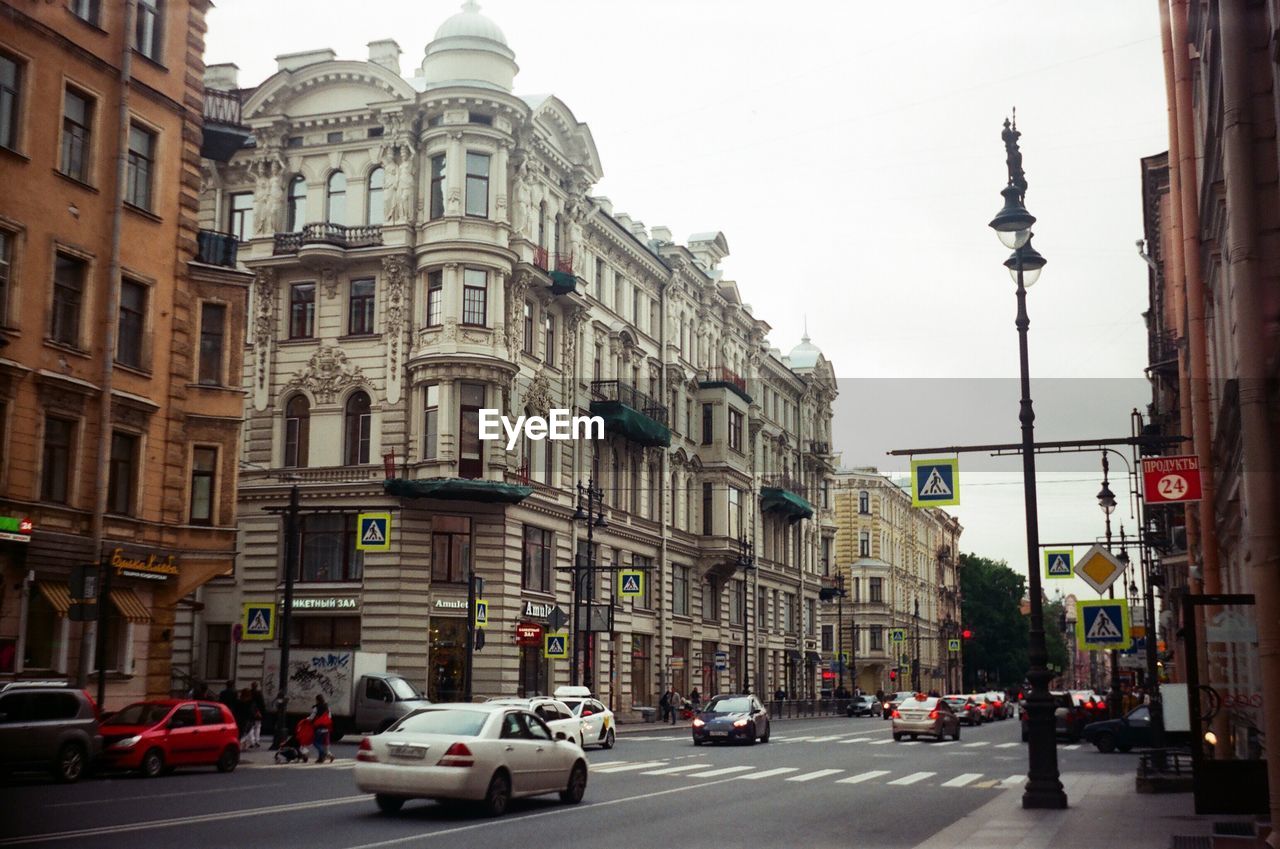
679,699 -> 696,721
274,718 -> 314,764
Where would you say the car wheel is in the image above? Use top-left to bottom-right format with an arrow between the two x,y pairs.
140,748 -> 165,778
602,728 -> 615,750
216,746 -> 239,773
53,742 -> 87,784
1094,732 -> 1117,753
893,733 -> 903,741
560,762 -> 587,804
760,722 -> 771,743
693,738 -> 703,746
481,770 -> 511,817
952,725 -> 961,742
375,794 -> 405,814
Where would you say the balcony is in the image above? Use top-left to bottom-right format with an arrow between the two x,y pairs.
195,229 -> 239,268
273,223 -> 384,255
699,365 -> 752,404
201,89 -> 251,161
589,380 -> 671,447
384,477 -> 532,504
807,440 -> 831,456
532,245 -> 550,271
1146,329 -> 1178,374
760,473 -> 814,523
550,252 -> 577,295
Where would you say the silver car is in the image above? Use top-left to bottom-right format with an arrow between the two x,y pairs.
891,695 -> 961,742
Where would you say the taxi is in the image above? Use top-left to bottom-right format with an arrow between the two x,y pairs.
554,686 -> 616,749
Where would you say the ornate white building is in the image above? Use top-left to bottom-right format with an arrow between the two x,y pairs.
185,2 -> 838,714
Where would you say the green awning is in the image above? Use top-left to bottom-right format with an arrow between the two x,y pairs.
383,477 -> 533,504
589,400 -> 671,447
549,271 -> 578,295
760,486 -> 814,523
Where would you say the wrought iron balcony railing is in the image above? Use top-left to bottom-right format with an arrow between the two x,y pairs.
195,229 -> 238,268
590,379 -> 668,426
273,223 -> 383,254
533,245 -> 549,271
203,88 -> 244,127
554,252 -> 574,275
761,473 -> 808,499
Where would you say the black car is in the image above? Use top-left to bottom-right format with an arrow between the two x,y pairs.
1081,704 -> 1191,753
692,694 -> 770,745
846,695 -> 880,717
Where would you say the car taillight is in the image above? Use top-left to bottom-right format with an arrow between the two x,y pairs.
438,742 -> 474,767
890,709 -> 901,719
356,736 -> 378,762
929,709 -> 939,720
993,701 -> 1003,708
1084,700 -> 1094,709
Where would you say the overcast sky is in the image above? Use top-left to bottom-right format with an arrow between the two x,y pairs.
206,0 -> 1168,602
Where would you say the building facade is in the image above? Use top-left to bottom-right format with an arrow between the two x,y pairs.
829,469 -> 962,695
186,3 -> 838,714
0,0 -> 250,702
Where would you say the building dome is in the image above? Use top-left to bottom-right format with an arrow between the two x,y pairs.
420,1 -> 518,92
788,333 -> 823,369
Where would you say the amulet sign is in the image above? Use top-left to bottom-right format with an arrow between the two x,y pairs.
1142,455 -> 1203,504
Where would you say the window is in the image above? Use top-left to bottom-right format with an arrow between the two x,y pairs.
423,384 -> 439,459
0,230 -> 10,328
858,490 -> 869,514
227,191 -> 254,241
325,171 -> 346,224
673,564 -> 690,617
522,526 -> 553,593
595,258 -> 605,302
125,123 -> 155,210
190,446 -> 217,524
783,592 -> 795,632
70,0 -> 101,25
522,302 -> 533,354
286,135 -> 303,148
728,409 -> 743,452
366,166 -> 384,226
821,537 -> 832,576
343,391 -> 371,465
107,431 -> 138,515
806,598 -> 817,635
593,343 -> 602,381
462,268 -> 486,326
631,554 -> 653,608
702,482 -> 713,535
292,616 -> 360,648
426,270 -> 443,327
704,576 -> 720,622
464,152 -> 489,217
429,154 -> 445,219
60,87 -> 93,182
728,579 -> 745,626
284,395 -> 310,468
134,0 -> 162,60
544,313 -> 555,366
869,577 -> 884,603
701,404 -> 713,445
51,252 -> 86,346
859,530 -> 870,558
685,400 -> 692,437
431,516 -> 471,583
821,624 -> 833,653
41,416 -> 74,503
116,279 -> 147,369
348,278 -> 375,335
198,302 -> 226,385
870,625 -> 884,651
204,624 -> 230,682
458,382 -> 484,478
649,301 -> 659,338
289,282 -> 315,338
0,52 -> 20,151
728,487 -> 742,540
286,176 -> 306,231
295,514 -> 363,582
632,289 -> 641,327
326,131 -> 343,144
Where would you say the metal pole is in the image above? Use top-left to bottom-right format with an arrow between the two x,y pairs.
95,558 -> 112,710
1132,410 -> 1164,749
465,563 -> 476,702
272,484 -> 299,749
837,578 -> 845,695
1102,455 -> 1123,719
584,499 -> 594,692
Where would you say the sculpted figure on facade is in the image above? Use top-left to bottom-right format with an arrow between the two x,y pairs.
286,346 -> 367,405
380,140 -> 417,225
251,153 -> 286,236
512,159 -> 533,238
252,269 -> 278,390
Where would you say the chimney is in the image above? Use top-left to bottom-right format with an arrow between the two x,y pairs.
650,225 -> 673,244
276,48 -> 337,73
592,196 -> 613,216
368,40 -> 402,75
204,63 -> 240,90
628,219 -> 648,241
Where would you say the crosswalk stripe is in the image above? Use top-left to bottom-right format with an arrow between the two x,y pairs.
640,764 -> 709,775
995,742 -> 1019,748
807,735 -> 844,743
934,741 -> 956,747
838,737 -> 872,744
974,779 -> 1001,788
779,736 -> 813,742
593,761 -> 667,773
738,767 -> 800,780
787,769 -> 845,783
1001,774 -> 1027,787
899,741 -> 920,745
868,739 -> 896,745
687,765 -> 756,778
887,771 -> 936,786
1064,744 -> 1081,750
836,769 -> 891,784
941,773 -> 984,788
963,741 -> 990,748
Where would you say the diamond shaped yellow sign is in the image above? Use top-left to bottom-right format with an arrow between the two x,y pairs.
1073,544 -> 1126,594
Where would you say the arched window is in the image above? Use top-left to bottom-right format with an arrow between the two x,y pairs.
858,490 -> 869,514
366,167 -> 384,226
343,390 -> 371,465
284,395 -> 310,468
286,175 -> 307,232
326,171 -> 347,224
611,446 -> 623,507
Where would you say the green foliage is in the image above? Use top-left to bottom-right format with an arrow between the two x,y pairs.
1042,598 -> 1071,675
959,553 -> 1028,690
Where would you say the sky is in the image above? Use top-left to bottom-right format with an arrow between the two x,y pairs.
205,0 -> 1169,602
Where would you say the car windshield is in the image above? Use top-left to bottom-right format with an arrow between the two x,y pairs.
904,697 -> 939,709
705,697 -> 752,714
393,708 -> 488,736
387,677 -> 421,701
109,703 -> 173,726
561,699 -> 583,712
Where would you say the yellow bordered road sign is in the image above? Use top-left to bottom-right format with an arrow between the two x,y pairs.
356,512 -> 391,551
544,632 -> 568,659
619,570 -> 644,597
475,599 -> 488,628
1045,549 -> 1073,579
948,638 -> 960,652
242,602 -> 276,641
911,458 -> 959,508
1076,599 -> 1132,651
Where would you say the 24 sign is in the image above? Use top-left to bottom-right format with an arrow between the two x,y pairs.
1142,455 -> 1202,504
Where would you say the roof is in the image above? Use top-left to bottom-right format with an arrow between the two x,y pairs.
433,1 -> 509,47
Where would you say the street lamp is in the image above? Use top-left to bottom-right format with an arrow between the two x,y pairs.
912,597 -> 921,692
987,114 -> 1066,809
736,532 -> 755,694
1098,456 -> 1123,718
572,479 -> 607,689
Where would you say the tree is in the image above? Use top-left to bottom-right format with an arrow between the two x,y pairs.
959,553 -> 1028,690
1042,597 -> 1071,681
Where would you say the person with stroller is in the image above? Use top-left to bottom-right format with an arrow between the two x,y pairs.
275,716 -> 314,763
310,695 -> 335,764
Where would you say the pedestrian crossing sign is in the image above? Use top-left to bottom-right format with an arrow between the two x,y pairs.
544,632 -> 569,659
889,628 -> 906,644
241,602 -> 276,641
911,459 -> 960,508
619,570 -> 644,597
475,599 -> 488,628
1045,549 -> 1074,580
1075,599 -> 1132,651
948,638 -> 960,652
356,512 -> 391,551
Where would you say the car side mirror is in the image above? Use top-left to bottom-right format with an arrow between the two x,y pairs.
555,731 -> 567,741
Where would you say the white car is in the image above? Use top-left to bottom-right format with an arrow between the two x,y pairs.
554,686 -> 616,749
355,703 -> 588,817
485,697 -> 586,748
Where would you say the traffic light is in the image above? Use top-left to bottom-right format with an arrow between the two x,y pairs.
962,629 -> 974,639
889,669 -> 897,681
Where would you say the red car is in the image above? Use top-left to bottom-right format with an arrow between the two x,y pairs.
99,700 -> 240,777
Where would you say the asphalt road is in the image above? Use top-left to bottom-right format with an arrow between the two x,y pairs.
1,715 -> 1137,849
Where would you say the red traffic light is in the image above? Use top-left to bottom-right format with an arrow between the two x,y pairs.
889,670 -> 897,680
962,629 -> 973,639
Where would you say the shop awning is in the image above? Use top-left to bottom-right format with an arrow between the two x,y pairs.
805,651 -> 823,664
588,400 -> 672,448
760,486 -> 814,523
383,477 -> 533,504
36,581 -> 72,617
108,588 -> 151,624
549,270 -> 578,295
785,649 -> 802,661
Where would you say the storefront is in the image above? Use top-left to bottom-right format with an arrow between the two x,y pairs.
516,601 -> 550,696
287,595 -> 360,648
429,597 -> 468,701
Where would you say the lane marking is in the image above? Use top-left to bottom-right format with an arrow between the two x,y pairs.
737,767 -> 800,780
836,769 -> 890,784
807,735 -> 844,742
45,781 -> 287,807
787,768 -> 844,783
778,736 -> 813,742
933,741 -> 956,747
899,741 -> 920,745
995,742 -> 1019,748
686,765 -> 756,778
941,773 -> 984,788
640,764 -> 708,775
837,737 -> 872,744
975,779 -> 1001,788
868,739 -> 896,745
1063,744 -> 1082,750
592,761 -> 667,773
887,771 -> 936,786
963,741 -> 990,748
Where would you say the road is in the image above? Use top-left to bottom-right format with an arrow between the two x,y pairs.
1,715 -> 1135,849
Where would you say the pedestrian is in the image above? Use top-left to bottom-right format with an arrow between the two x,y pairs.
775,687 -> 786,701
218,678 -> 237,712
248,682 -> 266,749
689,687 -> 701,708
670,688 -> 682,724
659,687 -> 673,723
310,695 -> 335,763
236,689 -> 255,750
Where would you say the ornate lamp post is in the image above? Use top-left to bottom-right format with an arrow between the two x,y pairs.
1098,457 -> 1123,718
987,114 -> 1066,809
572,479 -> 607,688
736,532 -> 755,694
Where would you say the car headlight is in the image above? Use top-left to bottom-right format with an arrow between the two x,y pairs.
692,718 -> 705,727
110,735 -> 141,750
733,718 -> 749,728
